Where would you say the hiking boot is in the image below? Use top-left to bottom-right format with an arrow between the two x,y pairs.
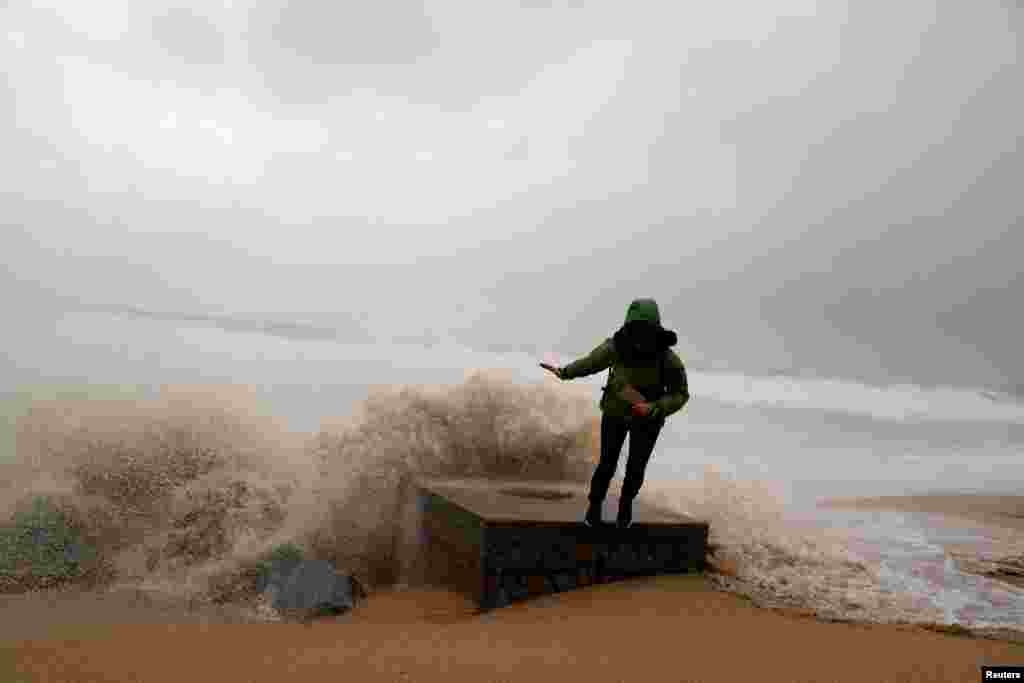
584,502 -> 603,528
616,500 -> 633,530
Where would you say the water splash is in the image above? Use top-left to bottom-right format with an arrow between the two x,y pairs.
642,472 -> 946,625
2,372 -> 1017,633
1,373 -> 598,606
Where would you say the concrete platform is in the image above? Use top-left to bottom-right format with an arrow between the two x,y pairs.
416,478 -> 709,610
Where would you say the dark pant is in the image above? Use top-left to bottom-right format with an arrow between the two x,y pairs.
588,413 -> 664,507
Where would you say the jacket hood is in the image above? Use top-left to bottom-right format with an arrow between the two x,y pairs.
624,298 -> 661,326
614,299 -> 678,364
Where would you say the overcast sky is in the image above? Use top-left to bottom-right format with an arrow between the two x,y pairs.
1,0 -> 1021,392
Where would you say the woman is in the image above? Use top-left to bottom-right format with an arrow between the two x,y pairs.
541,299 -> 689,529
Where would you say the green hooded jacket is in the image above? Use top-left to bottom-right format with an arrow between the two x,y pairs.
559,299 -> 690,420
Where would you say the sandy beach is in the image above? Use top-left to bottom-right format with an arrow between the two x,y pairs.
2,574 -> 1022,683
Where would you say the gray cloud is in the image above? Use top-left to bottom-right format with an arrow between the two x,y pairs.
150,8 -> 227,66
259,0 -> 439,66
2,0 -> 1020,393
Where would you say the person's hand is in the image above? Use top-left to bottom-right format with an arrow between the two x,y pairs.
631,402 -> 652,418
539,363 -> 563,379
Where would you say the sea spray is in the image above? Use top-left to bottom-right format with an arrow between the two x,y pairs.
305,370 -> 598,587
643,472 -> 945,624
0,372 -> 599,608
0,371 -> 957,628
2,383 -> 314,602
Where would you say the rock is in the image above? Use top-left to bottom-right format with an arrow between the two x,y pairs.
269,560 -> 365,619
63,541 -> 87,565
0,501 -> 101,593
255,555 -> 304,594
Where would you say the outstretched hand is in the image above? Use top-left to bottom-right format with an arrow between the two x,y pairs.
539,363 -> 563,379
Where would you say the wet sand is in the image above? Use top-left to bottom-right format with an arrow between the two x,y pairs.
3,575 -> 1023,683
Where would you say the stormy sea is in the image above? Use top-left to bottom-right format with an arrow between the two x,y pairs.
2,306 -> 1023,636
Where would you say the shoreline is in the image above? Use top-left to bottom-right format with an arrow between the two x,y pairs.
3,576 -> 1023,682
5,576 -> 1023,643
818,494 -> 1024,591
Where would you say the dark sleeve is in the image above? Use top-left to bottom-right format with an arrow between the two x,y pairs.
666,362 -> 688,398
560,339 -> 615,380
654,352 -> 689,417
